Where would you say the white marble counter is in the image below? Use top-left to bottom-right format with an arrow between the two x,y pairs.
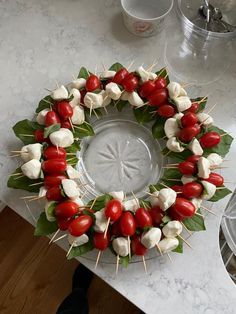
1,0 -> 236,313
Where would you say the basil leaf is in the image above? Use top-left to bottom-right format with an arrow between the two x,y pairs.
34,212 -> 58,236
209,186 -> 231,202
73,122 -> 94,139
161,168 -> 182,183
66,141 -> 80,154
162,215 -> 171,224
35,95 -> 54,113
149,183 -> 163,192
44,123 -> 61,138
115,99 -> 128,112
120,255 -> 130,268
161,147 -> 192,162
183,211 -> 206,231
190,97 -> 207,113
109,62 -> 124,72
87,194 -> 113,211
155,67 -> 170,84
8,167 -> 43,192
67,241 -> 94,260
173,237 -> 183,253
152,117 -> 166,139
133,106 -> 155,124
13,119 -> 42,144
77,67 -> 90,79
140,199 -> 151,209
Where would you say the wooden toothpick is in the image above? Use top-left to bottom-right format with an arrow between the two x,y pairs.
66,241 -> 75,257
116,255 -> 120,275
104,217 -> 110,238
49,229 -> 60,244
142,255 -> 147,274
178,235 -> 193,249
95,250 -> 101,269
53,234 -> 67,243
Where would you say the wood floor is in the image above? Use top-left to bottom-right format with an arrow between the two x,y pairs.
0,208 -> 139,314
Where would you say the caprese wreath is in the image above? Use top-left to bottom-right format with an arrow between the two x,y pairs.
8,62 -> 233,271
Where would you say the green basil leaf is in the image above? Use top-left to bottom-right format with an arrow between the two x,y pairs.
109,62 -> 124,72
120,255 -> 130,268
115,99 -> 128,112
209,186 -> 231,202
35,95 -> 54,113
155,67 -> 170,84
173,237 -> 183,253
161,147 -> 193,162
34,212 -> 58,236
66,141 -> 80,154
190,97 -> 207,113
73,122 -> 94,139
77,67 -> 90,79
183,211 -> 206,231
140,199 -> 151,209
162,215 -> 171,224
152,117 -> 166,139
149,183 -> 164,192
161,168 -> 182,183
133,106 -> 155,124
8,167 -> 43,192
44,123 -> 61,138
87,194 -> 113,212
13,119 -> 43,144
67,241 -> 94,259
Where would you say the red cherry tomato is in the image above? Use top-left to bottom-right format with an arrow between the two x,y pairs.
178,125 -> 200,143
203,172 -> 224,186
119,212 -> 136,236
182,182 -> 203,198
186,102 -> 199,113
171,185 -> 184,197
170,197 -> 195,218
44,174 -> 67,188
149,206 -> 164,226
111,220 -> 122,236
57,101 -> 73,119
199,132 -> 221,148
122,74 -> 139,92
168,206 -> 184,221
178,161 -> 196,175
105,199 -> 122,221
44,146 -> 66,159
85,74 -> 101,92
61,120 -> 71,129
45,111 -> 61,127
154,77 -> 167,89
42,159 -> 67,174
58,218 -> 72,231
68,215 -> 93,236
131,235 -> 147,256
181,112 -> 198,127
46,186 -> 64,201
139,80 -> 156,98
186,155 -> 201,164
112,68 -> 129,84
135,207 -> 153,229
34,129 -> 49,143
80,89 -> 86,104
55,201 -> 79,219
93,232 -> 110,251
157,104 -> 175,118
148,88 -> 168,107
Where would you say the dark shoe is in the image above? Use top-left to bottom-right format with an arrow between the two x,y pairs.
72,263 -> 93,292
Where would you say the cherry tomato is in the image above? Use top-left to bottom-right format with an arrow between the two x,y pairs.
57,101 -> 73,119
168,206 -> 184,221
186,102 -> 199,113
149,206 -> 164,226
105,199 -> 122,221
80,89 -> 86,104
45,111 -> 61,127
85,74 -> 101,92
155,77 -> 167,89
46,186 -> 64,201
178,125 -> 200,143
112,68 -> 129,84
119,212 -> 136,236
148,88 -> 168,107
203,172 -> 224,186
122,74 -> 139,92
93,232 -> 110,251
111,220 -> 122,236
61,120 -> 71,129
34,129 -> 49,143
139,80 -> 156,98
186,155 -> 201,164
44,174 -> 67,188
181,112 -> 198,127
58,218 -> 72,231
44,146 -> 66,159
68,215 -> 93,236
131,235 -> 147,256
55,201 -> 79,219
170,197 -> 195,218
135,207 -> 153,229
178,161 -> 196,175
199,132 -> 221,148
157,104 -> 175,118
182,182 -> 203,198
42,159 -> 67,174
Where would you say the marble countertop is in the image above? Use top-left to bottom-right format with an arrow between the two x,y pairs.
1,0 -> 236,313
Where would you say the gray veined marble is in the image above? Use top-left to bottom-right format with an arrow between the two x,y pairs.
0,0 -> 236,313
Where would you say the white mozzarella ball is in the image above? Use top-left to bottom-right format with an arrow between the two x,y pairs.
84,92 -> 103,109
197,157 -> 211,179
105,82 -> 122,100
158,237 -> 179,253
49,128 -> 74,148
149,191 -> 160,207
69,88 -> 81,108
122,198 -> 139,213
167,137 -> 185,153
128,91 -> 145,107
39,186 -> 47,197
94,209 -> 108,233
109,191 -> 124,202
188,138 -> 203,155
179,87 -> 187,96
181,175 -> 196,184
45,201 -> 56,222
164,118 -> 180,139
36,108 -> 50,125
100,70 -> 116,79
174,96 -> 192,112
191,198 -> 202,211
100,90 -> 111,107
21,159 -> 41,179
201,181 -> 216,200
197,113 -> 213,127
137,66 -> 157,82
68,234 -> 89,247
173,113 -> 184,121
112,237 -> 129,257
66,165 -> 80,179
167,82 -> 181,99
141,228 -> 162,249
207,153 -> 223,167
71,105 -> 85,125
20,143 -> 42,162
162,221 -> 182,238
71,78 -> 86,89
73,197 -> 84,207
158,188 -> 177,211
121,91 -> 130,101
51,85 -> 68,100
61,179 -> 79,199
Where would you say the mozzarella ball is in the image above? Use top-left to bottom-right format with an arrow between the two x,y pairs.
137,66 -> 157,82
167,82 -> 181,99
188,138 -> 203,155
69,88 -> 81,108
45,201 -> 56,222
121,91 -> 130,101
128,91 -> 145,107
141,228 -> 161,249
181,175 -> 196,185
73,196 -> 84,207
68,234 -> 89,247
71,78 -> 86,89
20,143 -> 42,162
100,70 -> 116,79
123,198 -> 139,213
179,87 -> 187,96
164,118 -> 180,139
167,137 -> 185,153
109,191 -> 124,202
197,157 -> 211,179
201,181 -> 216,200
149,191 -> 160,207
105,82 -> 122,100
207,153 -> 223,167
174,96 -> 192,112
94,209 -> 108,233
21,159 -> 41,179
66,165 -> 80,179
51,85 -> 68,100
71,105 -> 85,125
197,113 -> 213,127
100,90 -> 111,107
158,188 -> 177,211
61,179 -> 79,199
162,221 -> 182,238
84,92 -> 103,109
191,198 -> 202,211
36,108 -> 50,125
158,237 -> 179,253
49,128 -> 74,148
112,237 -> 129,257
39,186 -> 47,197
173,113 -> 184,121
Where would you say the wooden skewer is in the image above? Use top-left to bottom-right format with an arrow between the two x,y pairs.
28,195 -> 46,202
195,212 -> 204,217
104,217 -> 111,238
95,250 -> 101,269
69,118 -> 75,133
90,197 -> 98,210
156,67 -> 166,78
49,229 -> 60,244
201,206 -> 217,216
162,166 -> 178,169
178,235 -> 193,249
181,222 -> 192,236
53,234 -> 67,243
146,191 -> 158,198
20,195 -> 38,200
142,256 -> 147,274
146,60 -> 158,72
156,243 -> 162,256
165,178 -> 182,182
10,172 -> 23,176
93,109 -> 99,120
163,150 -> 172,157
29,182 -> 44,186
167,253 -> 173,263
116,255 -> 120,275
131,191 -> 139,207
101,62 -> 106,71
128,236 -> 131,259
14,175 -> 25,180
19,134 -> 34,137
103,105 -> 108,114
127,60 -> 134,71
66,241 -> 75,257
